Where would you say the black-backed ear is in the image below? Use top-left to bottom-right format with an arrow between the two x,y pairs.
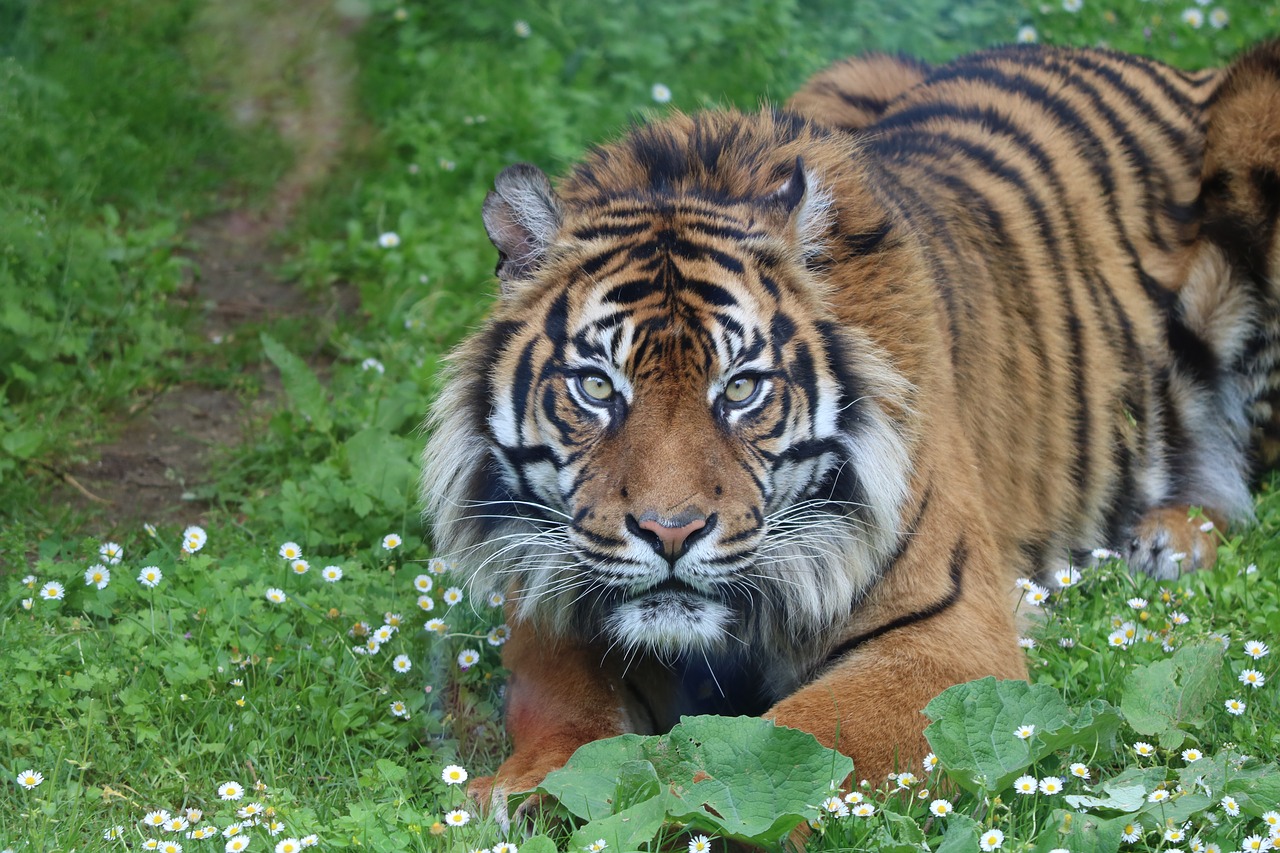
482,163 -> 563,293
763,157 -> 833,262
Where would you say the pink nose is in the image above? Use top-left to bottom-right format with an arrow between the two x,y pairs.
637,517 -> 707,558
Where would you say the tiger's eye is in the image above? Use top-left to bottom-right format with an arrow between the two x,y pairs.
580,373 -> 615,401
724,375 -> 758,404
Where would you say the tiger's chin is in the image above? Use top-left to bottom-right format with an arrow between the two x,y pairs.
606,590 -> 734,656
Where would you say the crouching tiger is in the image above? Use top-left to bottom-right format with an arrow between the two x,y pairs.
421,40 -> 1280,809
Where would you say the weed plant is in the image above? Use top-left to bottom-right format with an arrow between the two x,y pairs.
3,0 -> 1280,850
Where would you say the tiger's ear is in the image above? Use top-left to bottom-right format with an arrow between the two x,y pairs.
764,157 -> 834,262
482,163 -> 563,294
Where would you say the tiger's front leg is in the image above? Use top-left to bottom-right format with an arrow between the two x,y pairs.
469,619 -> 641,814
767,529 -> 1028,785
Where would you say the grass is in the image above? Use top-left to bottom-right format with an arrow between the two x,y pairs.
3,0 -> 1280,849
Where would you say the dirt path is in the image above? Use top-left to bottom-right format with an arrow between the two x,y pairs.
60,0 -> 364,532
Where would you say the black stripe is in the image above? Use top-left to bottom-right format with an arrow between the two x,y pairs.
843,220 -> 893,255
819,535 -> 967,670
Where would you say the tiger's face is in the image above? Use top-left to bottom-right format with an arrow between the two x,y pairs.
423,144 -> 912,662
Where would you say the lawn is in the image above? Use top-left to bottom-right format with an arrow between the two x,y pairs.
2,0 -> 1279,850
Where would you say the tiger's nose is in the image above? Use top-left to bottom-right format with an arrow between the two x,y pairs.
629,512 -> 711,559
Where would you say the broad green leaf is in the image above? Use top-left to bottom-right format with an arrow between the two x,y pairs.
1121,641 -> 1223,750
540,716 -> 851,846
1064,785 -> 1148,813
935,814 -> 981,853
344,427 -> 417,509
261,332 -> 332,434
518,837 -> 557,853
924,678 -> 1121,795
567,794 -> 670,853
1034,809 -> 1126,853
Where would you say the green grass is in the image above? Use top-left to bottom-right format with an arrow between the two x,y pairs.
3,0 -> 1280,849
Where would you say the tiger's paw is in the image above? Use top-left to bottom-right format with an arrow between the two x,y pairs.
1124,506 -> 1220,580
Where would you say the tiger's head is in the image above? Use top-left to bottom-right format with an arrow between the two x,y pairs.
423,112 -> 914,668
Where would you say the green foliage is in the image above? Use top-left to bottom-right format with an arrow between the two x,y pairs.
540,716 -> 854,847
1120,641 -> 1224,750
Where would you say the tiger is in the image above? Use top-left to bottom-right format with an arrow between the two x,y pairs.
420,40 -> 1280,811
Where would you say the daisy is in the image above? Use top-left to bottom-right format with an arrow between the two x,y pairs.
165,815 -> 190,832
1239,669 -> 1266,688
100,541 -> 124,564
360,358 -> 385,374
300,835 -> 319,847
144,841 -> 161,851
378,232 -> 400,249
1092,547 -> 1119,561
266,820 -> 286,835
651,83 -> 672,103
39,581 -> 65,600
587,841 -> 608,852
851,802 -> 876,817
417,595 -> 436,612
1108,629 -> 1132,648
390,700 -> 410,718
382,533 -> 402,550
290,560 -> 309,575
457,648 -> 480,669
1182,7 -> 1205,27
1062,0 -> 1082,10
1165,827 -> 1186,843
1181,748 -> 1203,763
1148,789 -> 1170,803
1039,776 -> 1064,795
1241,836 -> 1272,853
85,565 -> 111,589
1209,8 -> 1229,28
688,835 -> 713,853
160,842 -> 183,853
373,625 -> 395,643
393,654 -> 413,673
487,625 -> 511,646
1132,741 -> 1156,757
225,838 -> 250,852
1018,637 -> 1037,649
218,780 -> 245,800
425,618 -> 447,634
321,565 -> 343,582
145,804 -> 172,824
1069,763 -> 1091,780
106,825 -> 126,840
820,795 -> 849,817
445,809 -> 470,827
413,574 -> 433,593
1262,811 -> 1280,829
1127,597 -> 1148,610
1024,585 -> 1051,606
1121,822 -> 1142,843
895,771 -> 918,788
183,525 -> 207,553
922,753 -> 939,773
237,803 -> 264,819
1016,25 -> 1038,44
1014,724 -> 1035,740
442,764 -> 468,785
1244,640 -> 1270,659
265,588 -> 287,604
843,791 -> 864,804
275,840 -> 303,853
1054,566 -> 1081,587
223,822 -> 246,838
1014,577 -> 1035,592
1170,611 -> 1190,625
1225,697 -> 1246,715
138,566 -> 163,588
428,557 -> 449,574
487,590 -> 505,607
1221,795 -> 1240,816
188,827 -> 217,840
930,799 -> 954,817
1013,775 -> 1038,795
443,587 -> 464,606
363,639 -> 382,655
493,844 -> 517,853
980,828 -> 1005,851
21,598 -> 33,610
15,769 -> 43,789
278,541 -> 302,560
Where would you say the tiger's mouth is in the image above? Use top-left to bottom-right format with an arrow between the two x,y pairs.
607,579 -> 734,653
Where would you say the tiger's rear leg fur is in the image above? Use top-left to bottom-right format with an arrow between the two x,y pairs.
1197,39 -> 1280,472
1124,41 -> 1280,581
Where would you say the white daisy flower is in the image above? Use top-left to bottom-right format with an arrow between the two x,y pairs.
445,809 -> 470,827
1014,724 -> 1035,740
979,828 -> 1005,851
442,764 -> 468,785
1120,822 -> 1142,843
85,565 -> 111,589
1038,776 -> 1063,795
1209,8 -> 1229,28
651,83 -> 672,103
279,542 -> 302,560
1181,748 -> 1203,763
290,559 -> 309,576
322,565 -> 343,582
378,232 -> 401,249
218,780 -> 245,800
100,541 -> 124,564
265,588 -> 287,604
382,533 -> 402,550
15,769 -> 44,789
138,566 -> 163,588
514,19 -> 532,37
393,654 -> 412,673
457,648 -> 480,669
39,581 -> 65,600
443,587 -> 464,606
929,798 -> 953,816
1182,7 -> 1205,27
1013,775 -> 1038,795
1239,669 -> 1266,688
1244,640 -> 1270,659
1016,25 -> 1038,43
413,574 -> 433,593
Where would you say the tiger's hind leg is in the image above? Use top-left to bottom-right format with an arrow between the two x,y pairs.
1125,41 -> 1280,579
1198,39 -> 1280,473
